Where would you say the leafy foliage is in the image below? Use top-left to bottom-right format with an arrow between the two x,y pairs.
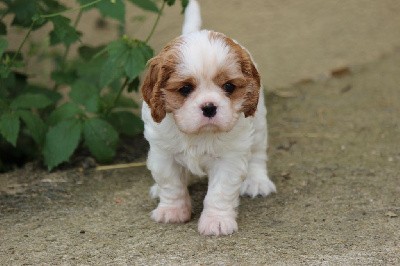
0,0 -> 188,171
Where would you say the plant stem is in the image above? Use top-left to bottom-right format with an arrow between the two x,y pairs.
61,10 -> 83,63
52,10 -> 84,91
40,0 -> 104,19
145,0 -> 166,44
107,77 -> 129,115
10,21 -> 35,66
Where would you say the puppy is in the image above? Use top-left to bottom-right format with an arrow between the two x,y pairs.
141,0 -> 276,236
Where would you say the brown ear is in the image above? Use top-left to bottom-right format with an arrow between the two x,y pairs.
241,57 -> 261,117
141,57 -> 167,123
222,35 -> 261,117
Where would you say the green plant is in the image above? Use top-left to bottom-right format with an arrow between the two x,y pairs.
0,0 -> 188,171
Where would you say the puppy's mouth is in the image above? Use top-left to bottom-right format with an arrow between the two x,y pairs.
179,118 -> 232,134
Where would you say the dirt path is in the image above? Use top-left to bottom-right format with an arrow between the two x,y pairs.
1,1 -> 400,264
1,48 -> 399,264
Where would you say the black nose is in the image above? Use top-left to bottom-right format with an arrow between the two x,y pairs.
201,103 -> 217,118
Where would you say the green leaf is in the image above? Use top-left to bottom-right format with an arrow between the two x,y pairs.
11,93 -> 53,109
0,37 -> 7,57
0,71 -> 27,95
51,69 -> 78,85
0,21 -> 6,35
70,80 -> 100,112
47,102 -> 82,126
99,40 -> 129,87
83,118 -> 119,163
99,59 -> 125,88
124,47 -> 146,81
43,119 -> 82,170
0,112 -> 20,146
23,85 -> 62,103
18,110 -> 47,146
100,93 -> 139,110
97,0 -> 126,23
8,0 -> 37,28
128,0 -> 159,13
106,111 -> 143,137
78,45 -> 106,61
124,42 -> 152,81
137,41 -> 153,61
49,16 -> 81,46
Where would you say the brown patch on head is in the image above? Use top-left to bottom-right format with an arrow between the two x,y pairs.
209,31 -> 261,117
141,37 -> 182,122
163,77 -> 197,111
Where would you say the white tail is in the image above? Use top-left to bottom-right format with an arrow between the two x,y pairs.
182,0 -> 202,35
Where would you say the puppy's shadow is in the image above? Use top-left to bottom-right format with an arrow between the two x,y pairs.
188,178 -> 208,219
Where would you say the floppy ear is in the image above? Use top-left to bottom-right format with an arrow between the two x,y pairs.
141,57 -> 167,123
240,56 -> 261,117
222,35 -> 261,117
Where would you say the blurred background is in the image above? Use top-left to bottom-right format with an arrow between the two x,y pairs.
7,0 -> 400,90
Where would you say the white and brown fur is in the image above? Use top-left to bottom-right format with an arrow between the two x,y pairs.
141,0 -> 276,236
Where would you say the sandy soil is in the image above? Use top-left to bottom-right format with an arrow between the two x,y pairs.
1,1 -> 400,265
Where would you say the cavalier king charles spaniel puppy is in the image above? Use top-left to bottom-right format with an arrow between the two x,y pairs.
141,0 -> 276,236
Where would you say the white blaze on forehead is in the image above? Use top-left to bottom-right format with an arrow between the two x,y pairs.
176,30 -> 238,80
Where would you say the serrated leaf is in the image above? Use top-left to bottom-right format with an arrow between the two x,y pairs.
0,21 -> 6,35
70,80 -> 100,112
0,112 -> 20,146
75,56 -> 107,88
49,16 -> 81,46
106,111 -> 143,137
47,102 -> 82,126
10,93 -> 53,109
99,39 -> 152,86
128,0 -> 159,13
99,40 -> 129,87
99,58 -> 125,88
18,110 -> 47,146
124,47 -> 146,81
137,41 -> 153,61
43,119 -> 82,170
83,118 -> 119,162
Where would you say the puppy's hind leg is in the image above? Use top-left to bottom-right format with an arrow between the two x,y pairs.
147,148 -> 191,223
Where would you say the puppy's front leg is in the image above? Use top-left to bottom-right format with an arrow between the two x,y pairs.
147,148 -> 191,223
198,158 -> 245,236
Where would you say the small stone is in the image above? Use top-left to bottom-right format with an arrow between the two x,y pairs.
385,211 -> 398,218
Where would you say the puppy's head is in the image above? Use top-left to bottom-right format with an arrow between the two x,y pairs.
141,30 -> 260,134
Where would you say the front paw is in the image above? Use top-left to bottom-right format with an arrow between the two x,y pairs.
240,176 -> 276,198
151,203 -> 191,223
198,212 -> 238,236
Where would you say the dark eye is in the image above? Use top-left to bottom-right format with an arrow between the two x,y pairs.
222,82 -> 236,94
179,84 -> 194,97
